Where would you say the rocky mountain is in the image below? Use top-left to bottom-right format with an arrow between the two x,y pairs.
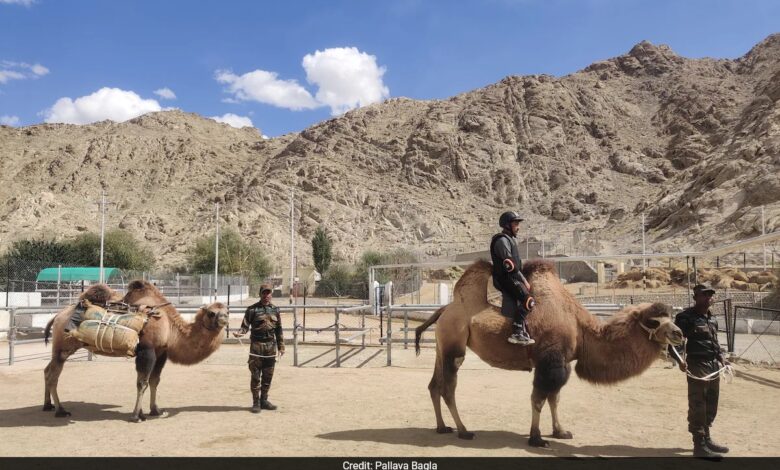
1,34 -> 779,269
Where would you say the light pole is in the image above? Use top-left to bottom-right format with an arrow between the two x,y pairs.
214,203 -> 220,303
641,212 -> 646,270
762,205 -> 767,270
94,191 -> 114,283
289,188 -> 295,304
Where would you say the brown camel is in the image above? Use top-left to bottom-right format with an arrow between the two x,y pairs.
415,259 -> 684,447
43,281 -> 228,422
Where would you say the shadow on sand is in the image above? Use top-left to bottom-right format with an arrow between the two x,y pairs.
316,427 -> 689,457
0,402 -> 249,426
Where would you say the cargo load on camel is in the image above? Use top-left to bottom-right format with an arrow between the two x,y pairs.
67,300 -> 151,357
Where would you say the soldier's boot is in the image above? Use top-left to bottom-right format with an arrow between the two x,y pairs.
250,394 -> 261,414
704,429 -> 729,454
693,434 -> 722,458
260,394 -> 277,411
507,322 -> 535,345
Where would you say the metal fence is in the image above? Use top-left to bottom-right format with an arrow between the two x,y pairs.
0,302 -> 378,368
1,258 -> 249,307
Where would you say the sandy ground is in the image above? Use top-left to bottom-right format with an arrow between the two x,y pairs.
1,340 -> 780,457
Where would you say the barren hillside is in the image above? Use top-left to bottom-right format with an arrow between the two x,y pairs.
1,35 -> 779,268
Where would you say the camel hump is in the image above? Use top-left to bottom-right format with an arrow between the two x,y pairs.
80,284 -> 117,305
521,259 -> 557,278
127,280 -> 149,292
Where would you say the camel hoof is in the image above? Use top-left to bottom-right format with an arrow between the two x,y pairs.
42,403 -> 55,412
529,436 -> 550,448
436,426 -> 453,434
54,409 -> 71,418
458,431 -> 475,440
553,430 -> 573,439
150,408 -> 168,418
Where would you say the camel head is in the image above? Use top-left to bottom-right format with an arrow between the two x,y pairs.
197,302 -> 229,331
634,302 -> 683,346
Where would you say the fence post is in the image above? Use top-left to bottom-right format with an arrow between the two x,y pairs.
335,307 -> 341,367
56,265 -> 62,307
8,307 -> 15,366
728,299 -> 735,354
4,257 -> 10,309
404,310 -> 408,350
386,306 -> 392,366
361,306 -> 366,349
292,306 -> 299,367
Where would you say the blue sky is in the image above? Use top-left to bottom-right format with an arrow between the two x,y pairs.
1,0 -> 778,136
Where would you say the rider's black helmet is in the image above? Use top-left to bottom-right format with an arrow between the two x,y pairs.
499,211 -> 524,229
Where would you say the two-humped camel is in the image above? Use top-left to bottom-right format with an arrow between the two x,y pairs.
43,281 -> 228,422
416,259 -> 683,447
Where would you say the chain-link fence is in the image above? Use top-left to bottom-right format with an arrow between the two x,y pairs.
1,257 -> 249,307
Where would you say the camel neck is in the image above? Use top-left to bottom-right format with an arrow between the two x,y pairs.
167,317 -> 223,365
575,317 -> 662,384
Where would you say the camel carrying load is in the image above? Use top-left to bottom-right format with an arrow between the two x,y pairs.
66,300 -> 150,357
415,259 -> 684,447
43,282 -> 229,422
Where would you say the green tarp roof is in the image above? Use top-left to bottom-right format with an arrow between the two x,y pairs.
36,267 -> 122,282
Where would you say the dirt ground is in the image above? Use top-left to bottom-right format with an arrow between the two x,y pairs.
1,340 -> 780,457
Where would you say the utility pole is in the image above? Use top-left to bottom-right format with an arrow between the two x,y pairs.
214,203 -> 220,303
289,188 -> 295,305
642,212 -> 647,269
93,191 -> 115,284
762,205 -> 767,270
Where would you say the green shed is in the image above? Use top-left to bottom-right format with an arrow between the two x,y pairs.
36,267 -> 123,283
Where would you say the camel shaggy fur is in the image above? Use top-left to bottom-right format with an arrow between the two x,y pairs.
415,260 -> 683,447
43,281 -> 228,422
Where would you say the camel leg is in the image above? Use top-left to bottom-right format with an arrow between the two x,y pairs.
148,352 -> 168,418
428,354 -> 452,434
529,354 -> 570,447
44,349 -> 74,417
529,386 -> 549,447
43,360 -> 56,412
441,354 -> 473,440
549,390 -> 572,439
131,346 -> 156,423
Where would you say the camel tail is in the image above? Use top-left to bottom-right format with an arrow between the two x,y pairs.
415,306 -> 445,356
44,316 -> 55,346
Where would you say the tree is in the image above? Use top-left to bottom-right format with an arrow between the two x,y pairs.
67,230 -> 155,271
1,239 -> 74,290
311,226 -> 332,275
188,228 -> 272,280
316,263 -> 355,297
5,239 -> 72,263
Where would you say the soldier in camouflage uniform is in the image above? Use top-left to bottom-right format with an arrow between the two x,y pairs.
234,284 -> 285,413
669,283 -> 730,458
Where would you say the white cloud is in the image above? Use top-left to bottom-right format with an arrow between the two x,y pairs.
216,69 -> 318,110
303,47 -> 390,115
43,87 -> 162,124
0,70 -> 25,84
154,87 -> 176,100
30,63 -> 48,76
216,47 -> 389,116
210,113 -> 254,128
0,115 -> 20,126
0,61 -> 49,83
0,0 -> 36,6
